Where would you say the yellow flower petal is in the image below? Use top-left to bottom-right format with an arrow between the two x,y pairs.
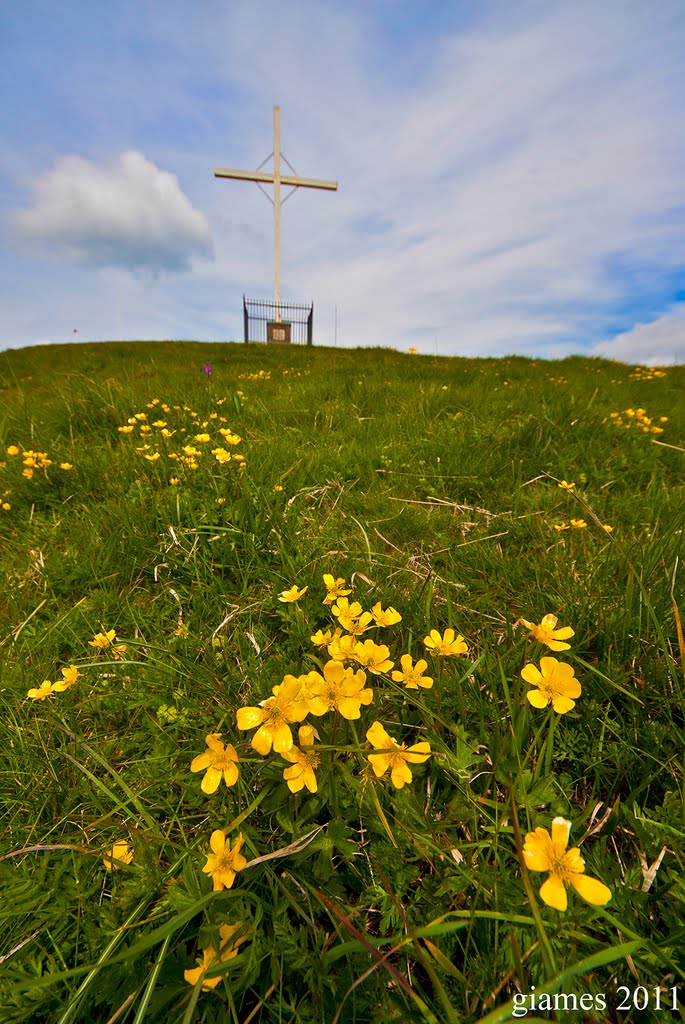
251,725 -> 276,755
550,694 -> 577,714
570,873 -> 612,906
551,817 -> 571,849
236,706 -> 264,730
201,767 -> 223,794
390,761 -> 413,788
210,829 -> 226,855
190,750 -> 214,772
539,873 -> 568,911
269,719 -> 295,753
520,663 -> 542,686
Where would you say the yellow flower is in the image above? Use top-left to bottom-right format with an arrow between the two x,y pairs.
327,633 -> 359,664
184,922 -> 249,991
144,452 -> 161,461
603,523 -> 613,533
553,523 -> 569,531
89,629 -> 116,649
352,639 -> 394,674
1,502 -> 10,511
557,480 -> 575,491
523,817 -> 611,911
59,463 -> 73,471
322,573 -> 352,605
273,484 -> 283,491
570,518 -> 587,529
191,733 -> 239,793
519,614 -> 574,651
278,584 -> 308,603
202,831 -> 247,891
366,720 -> 431,789
218,430 -> 241,445
305,660 -> 373,719
103,840 -> 134,872
27,679 -> 58,700
169,477 -> 180,486
370,602 -> 402,626
521,657 -> 581,714
111,643 -> 127,660
236,675 -> 309,754
280,725 -> 320,793
423,628 -> 468,657
6,445 -> 20,456
310,627 -> 342,648
391,653 -> 433,689
53,665 -> 79,690
211,447 -> 231,463
331,597 -> 373,634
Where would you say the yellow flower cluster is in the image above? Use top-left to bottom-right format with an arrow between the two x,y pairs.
554,520 -> 613,533
238,369 -> 271,380
27,625 -> 129,702
609,408 -> 668,434
27,665 -> 80,700
519,614 -> 581,713
189,573 -> 452,868
88,629 -> 127,659
4,444 -> 74,489
517,618 -> 612,909
116,397 -> 246,479
627,366 -> 666,381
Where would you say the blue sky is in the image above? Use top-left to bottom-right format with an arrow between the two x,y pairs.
2,0 -> 684,362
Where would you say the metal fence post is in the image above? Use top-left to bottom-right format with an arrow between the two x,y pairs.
243,295 -> 249,343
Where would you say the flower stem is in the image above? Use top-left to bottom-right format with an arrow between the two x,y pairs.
509,778 -> 558,980
544,709 -> 557,776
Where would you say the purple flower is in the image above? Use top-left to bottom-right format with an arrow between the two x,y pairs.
203,363 -> 212,377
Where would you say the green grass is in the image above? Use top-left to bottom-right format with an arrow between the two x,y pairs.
0,339 -> 683,1023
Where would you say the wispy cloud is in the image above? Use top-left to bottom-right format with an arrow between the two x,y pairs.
11,151 -> 213,272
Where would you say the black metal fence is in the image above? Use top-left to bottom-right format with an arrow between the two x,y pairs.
243,296 -> 313,345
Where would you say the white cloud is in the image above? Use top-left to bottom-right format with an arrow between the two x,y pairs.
11,151 -> 213,272
591,304 -> 685,365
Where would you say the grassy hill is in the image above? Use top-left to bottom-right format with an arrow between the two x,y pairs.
0,340 -> 683,1023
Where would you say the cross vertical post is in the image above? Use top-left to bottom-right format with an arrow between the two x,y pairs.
214,107 -> 337,329
273,106 -> 282,322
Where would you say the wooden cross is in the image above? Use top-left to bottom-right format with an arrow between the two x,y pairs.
214,106 -> 338,322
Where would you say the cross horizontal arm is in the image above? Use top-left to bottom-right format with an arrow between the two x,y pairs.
214,166 -> 338,190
